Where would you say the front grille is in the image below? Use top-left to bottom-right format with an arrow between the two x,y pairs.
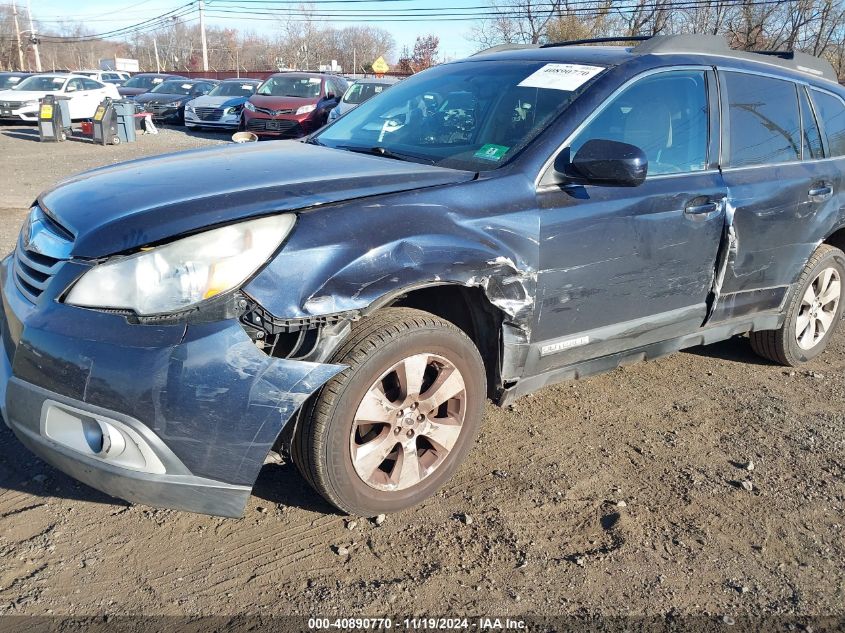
195,107 -> 223,121
146,103 -> 177,116
13,207 -> 73,304
247,118 -> 301,135
254,105 -> 295,116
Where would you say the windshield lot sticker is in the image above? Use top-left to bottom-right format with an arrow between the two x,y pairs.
475,144 -> 510,161
518,63 -> 603,91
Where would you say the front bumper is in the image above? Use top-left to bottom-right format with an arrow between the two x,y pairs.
184,109 -> 241,129
140,104 -> 183,122
0,254 -> 343,517
242,111 -> 312,137
0,103 -> 38,122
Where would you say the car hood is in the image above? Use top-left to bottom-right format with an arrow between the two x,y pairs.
134,92 -> 188,104
334,101 -> 357,116
40,141 -> 476,258
188,95 -> 247,108
249,95 -> 316,109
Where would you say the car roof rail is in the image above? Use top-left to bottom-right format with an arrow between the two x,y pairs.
472,43 -> 540,56
540,35 -> 652,49
632,34 -> 837,82
476,33 -> 838,83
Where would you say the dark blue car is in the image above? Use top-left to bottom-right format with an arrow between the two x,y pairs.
2,35 -> 844,517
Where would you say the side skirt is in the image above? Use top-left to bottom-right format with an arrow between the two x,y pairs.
498,311 -> 783,406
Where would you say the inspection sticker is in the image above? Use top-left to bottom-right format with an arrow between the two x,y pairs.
518,63 -> 604,91
474,143 -> 510,161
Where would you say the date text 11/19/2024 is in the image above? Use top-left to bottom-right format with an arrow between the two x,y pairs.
307,617 -> 527,630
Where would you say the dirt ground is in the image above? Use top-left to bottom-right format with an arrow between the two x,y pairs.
0,123 -> 843,625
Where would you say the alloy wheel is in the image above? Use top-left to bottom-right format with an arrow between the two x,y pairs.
350,353 -> 467,492
796,266 -> 841,350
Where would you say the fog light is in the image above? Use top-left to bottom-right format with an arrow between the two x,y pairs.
41,401 -> 165,474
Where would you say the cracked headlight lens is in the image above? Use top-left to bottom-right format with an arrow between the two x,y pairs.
66,214 -> 296,315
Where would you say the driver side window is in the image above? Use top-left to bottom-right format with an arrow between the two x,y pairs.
569,70 -> 709,176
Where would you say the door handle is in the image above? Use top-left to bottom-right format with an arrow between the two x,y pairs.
684,200 -> 720,216
809,185 -> 833,200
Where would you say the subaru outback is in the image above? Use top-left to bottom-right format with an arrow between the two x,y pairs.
2,34 -> 843,517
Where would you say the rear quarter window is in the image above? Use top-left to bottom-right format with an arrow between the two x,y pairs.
724,72 -> 801,167
810,89 -> 845,157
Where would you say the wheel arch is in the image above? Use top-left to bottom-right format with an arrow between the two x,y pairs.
381,283 -> 508,400
824,225 -> 845,253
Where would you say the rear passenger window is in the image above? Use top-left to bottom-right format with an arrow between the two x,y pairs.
810,89 -> 845,156
570,70 -> 709,175
724,72 -> 800,167
800,88 -> 823,159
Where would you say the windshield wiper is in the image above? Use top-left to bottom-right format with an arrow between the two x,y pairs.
335,145 -> 435,165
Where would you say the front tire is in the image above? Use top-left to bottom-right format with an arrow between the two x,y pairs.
292,308 -> 486,516
750,244 -> 844,365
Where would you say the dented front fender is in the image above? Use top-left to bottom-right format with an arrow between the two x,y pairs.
243,176 -> 541,334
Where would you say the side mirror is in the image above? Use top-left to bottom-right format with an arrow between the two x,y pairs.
558,138 -> 648,187
65,85 -> 77,93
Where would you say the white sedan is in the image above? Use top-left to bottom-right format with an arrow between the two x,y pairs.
0,74 -> 120,122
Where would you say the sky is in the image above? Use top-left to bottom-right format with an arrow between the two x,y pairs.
29,0 -> 485,61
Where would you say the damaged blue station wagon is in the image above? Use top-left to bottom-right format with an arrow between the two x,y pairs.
2,35 -> 844,517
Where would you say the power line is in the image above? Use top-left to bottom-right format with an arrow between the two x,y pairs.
37,3 -> 197,42
202,0 -> 789,21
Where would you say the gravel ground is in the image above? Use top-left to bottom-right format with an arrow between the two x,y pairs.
0,123 -> 843,624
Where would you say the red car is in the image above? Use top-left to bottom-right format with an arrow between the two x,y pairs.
242,72 -> 348,138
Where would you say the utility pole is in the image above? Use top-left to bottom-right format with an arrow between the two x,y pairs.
11,1 -> 24,71
153,38 -> 161,73
26,0 -> 41,72
199,0 -> 209,72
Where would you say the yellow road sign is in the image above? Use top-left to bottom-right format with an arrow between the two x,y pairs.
372,56 -> 390,74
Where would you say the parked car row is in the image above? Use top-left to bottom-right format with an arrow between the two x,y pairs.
0,69 -> 400,139
124,72 -> 399,139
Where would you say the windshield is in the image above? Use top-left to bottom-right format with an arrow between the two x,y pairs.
0,75 -> 25,90
123,75 -> 164,90
210,82 -> 257,97
316,60 -> 601,171
257,76 -> 322,98
151,81 -> 196,95
13,75 -> 67,92
343,82 -> 392,105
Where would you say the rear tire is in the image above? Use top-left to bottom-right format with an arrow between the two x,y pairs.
291,308 -> 486,516
750,244 -> 844,365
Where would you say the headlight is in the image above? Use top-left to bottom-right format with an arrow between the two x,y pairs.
167,100 -> 183,107
23,100 -> 38,108
66,215 -> 296,316
296,104 -> 316,116
224,105 -> 242,115
244,101 -> 256,112
185,104 -> 195,112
